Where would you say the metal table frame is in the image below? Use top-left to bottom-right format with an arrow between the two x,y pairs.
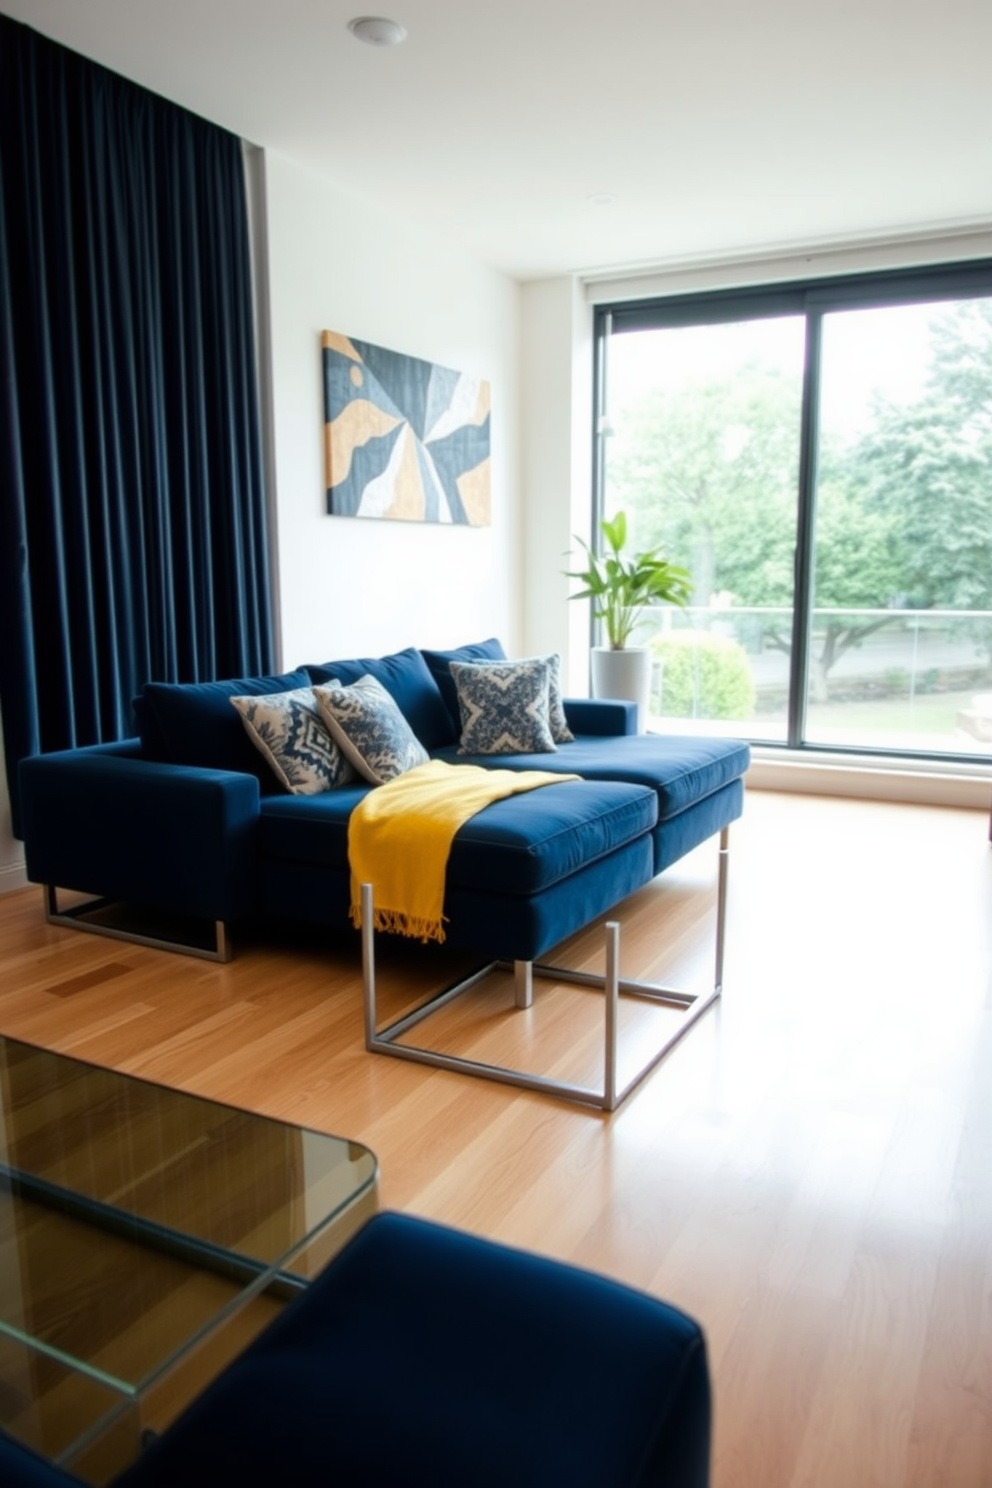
361,825 -> 730,1113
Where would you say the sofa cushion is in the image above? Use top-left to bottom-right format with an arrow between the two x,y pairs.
141,671 -> 311,786
303,647 -> 452,751
258,783 -> 365,869
259,776 -> 656,897
435,733 -> 752,824
420,637 -> 507,742
229,688 -> 354,795
313,677 -> 430,784
451,657 -> 557,756
448,779 -> 656,895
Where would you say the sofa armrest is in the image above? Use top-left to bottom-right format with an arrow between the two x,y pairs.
562,698 -> 638,736
19,748 -> 261,923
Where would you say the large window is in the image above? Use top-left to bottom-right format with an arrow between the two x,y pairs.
596,264 -> 992,761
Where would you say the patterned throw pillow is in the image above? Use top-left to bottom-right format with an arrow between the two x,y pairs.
313,676 -> 430,785
229,688 -> 355,795
542,652 -> 574,743
450,657 -> 558,755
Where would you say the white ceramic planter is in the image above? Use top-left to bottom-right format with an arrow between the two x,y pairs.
590,646 -> 652,733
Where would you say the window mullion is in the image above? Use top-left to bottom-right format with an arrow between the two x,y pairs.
788,310 -> 822,748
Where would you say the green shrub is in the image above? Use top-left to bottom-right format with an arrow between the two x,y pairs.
651,630 -> 756,720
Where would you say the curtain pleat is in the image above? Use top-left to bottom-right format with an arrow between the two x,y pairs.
0,16 -> 274,836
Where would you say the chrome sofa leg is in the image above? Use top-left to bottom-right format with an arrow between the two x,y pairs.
44,884 -> 232,962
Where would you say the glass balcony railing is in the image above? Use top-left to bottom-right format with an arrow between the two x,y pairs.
633,605 -> 992,757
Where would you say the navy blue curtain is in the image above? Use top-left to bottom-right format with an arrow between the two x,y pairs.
0,16 -> 274,836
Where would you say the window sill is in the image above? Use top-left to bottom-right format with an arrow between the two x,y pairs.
746,747 -> 992,809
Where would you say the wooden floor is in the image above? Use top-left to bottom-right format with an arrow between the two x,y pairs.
1,790 -> 990,1487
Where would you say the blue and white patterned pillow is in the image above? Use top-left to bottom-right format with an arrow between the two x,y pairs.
313,676 -> 430,785
230,688 -> 355,795
450,657 -> 558,755
542,652 -> 574,743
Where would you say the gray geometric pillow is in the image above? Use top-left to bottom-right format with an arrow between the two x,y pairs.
230,688 -> 355,795
313,676 -> 430,785
450,657 -> 558,755
542,652 -> 574,743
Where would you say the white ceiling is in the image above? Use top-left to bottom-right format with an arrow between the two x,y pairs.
5,0 -> 992,281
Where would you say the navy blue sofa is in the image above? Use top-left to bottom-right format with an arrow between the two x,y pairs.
18,640 -> 750,966
0,1212 -> 712,1487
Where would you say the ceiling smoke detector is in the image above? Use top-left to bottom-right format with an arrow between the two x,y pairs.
348,16 -> 407,46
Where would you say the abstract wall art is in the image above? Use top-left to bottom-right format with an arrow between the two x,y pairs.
322,331 -> 491,525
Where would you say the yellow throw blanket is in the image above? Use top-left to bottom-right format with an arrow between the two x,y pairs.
348,758 -> 580,944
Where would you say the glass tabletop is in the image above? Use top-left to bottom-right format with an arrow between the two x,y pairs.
0,1034 -> 378,1482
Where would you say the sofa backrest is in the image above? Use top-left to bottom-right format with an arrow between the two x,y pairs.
419,638 -> 507,742
137,671 -> 311,785
130,643 -> 514,789
303,646 -> 455,751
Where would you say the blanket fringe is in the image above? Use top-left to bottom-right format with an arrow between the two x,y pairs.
349,900 -> 447,945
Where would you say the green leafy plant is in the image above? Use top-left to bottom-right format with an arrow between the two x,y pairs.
565,512 -> 692,649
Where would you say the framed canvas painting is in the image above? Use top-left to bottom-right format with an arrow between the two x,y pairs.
322,331 -> 491,525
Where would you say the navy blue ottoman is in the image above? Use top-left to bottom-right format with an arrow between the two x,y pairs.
120,1212 -> 710,1488
1,1213 -> 711,1488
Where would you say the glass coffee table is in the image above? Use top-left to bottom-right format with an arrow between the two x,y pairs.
0,1035 -> 378,1484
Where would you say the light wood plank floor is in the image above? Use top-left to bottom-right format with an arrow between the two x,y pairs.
1,790 -> 990,1487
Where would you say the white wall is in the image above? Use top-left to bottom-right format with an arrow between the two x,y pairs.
261,148 -> 521,671
518,276 -> 594,697
0,147 -> 523,892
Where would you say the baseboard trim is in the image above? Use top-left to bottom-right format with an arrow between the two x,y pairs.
0,858 -> 29,895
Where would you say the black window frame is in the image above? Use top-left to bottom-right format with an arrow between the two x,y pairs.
593,257 -> 992,763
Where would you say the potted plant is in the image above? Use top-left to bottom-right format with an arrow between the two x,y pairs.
565,512 -> 692,731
